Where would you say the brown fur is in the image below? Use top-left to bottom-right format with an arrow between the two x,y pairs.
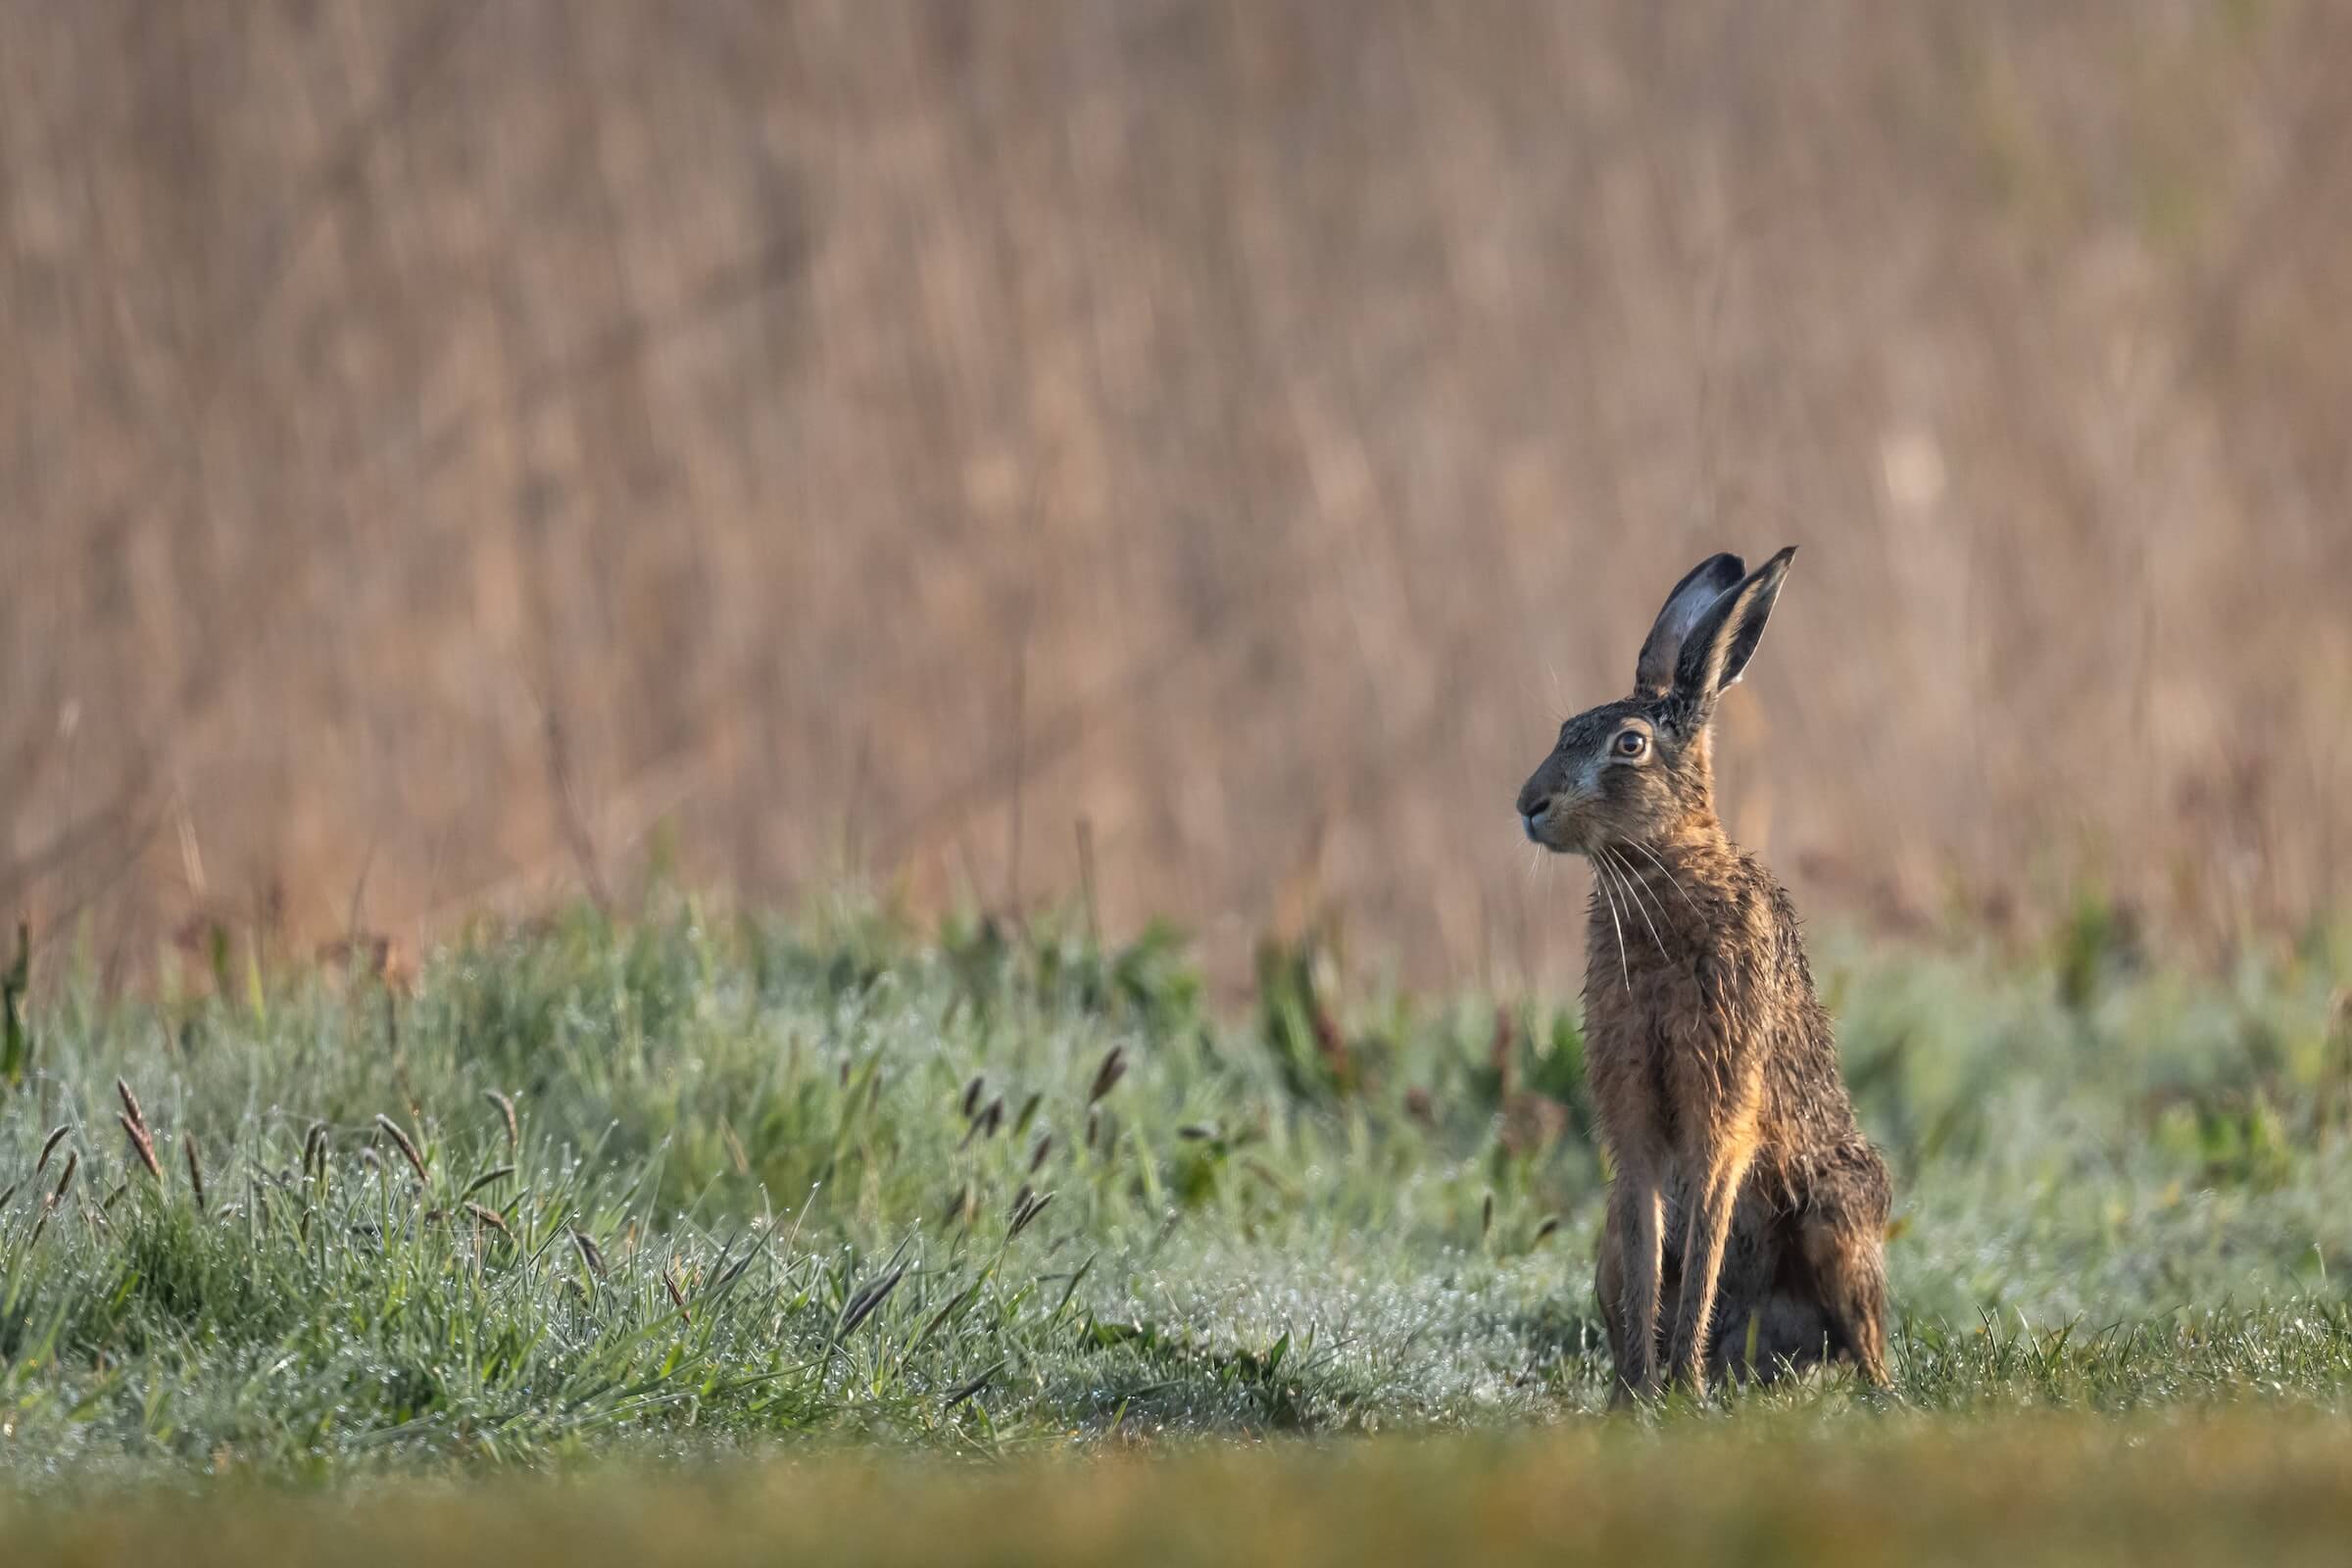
1517,549 -> 1891,1400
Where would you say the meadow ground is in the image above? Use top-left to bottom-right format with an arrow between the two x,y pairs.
0,898 -> 2347,1561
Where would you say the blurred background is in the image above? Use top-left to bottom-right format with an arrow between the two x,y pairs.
4,1 -> 2347,991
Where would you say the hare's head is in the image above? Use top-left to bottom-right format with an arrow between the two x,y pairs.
1517,548 -> 1794,856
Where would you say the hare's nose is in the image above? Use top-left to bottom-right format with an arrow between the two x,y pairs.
1517,787 -> 1553,819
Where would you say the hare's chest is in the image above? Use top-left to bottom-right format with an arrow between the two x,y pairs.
1584,965 -> 1740,1152
1582,1008 -> 1683,1152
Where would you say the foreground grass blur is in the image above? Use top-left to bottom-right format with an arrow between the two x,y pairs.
13,1414 -> 2352,1566
0,897 -> 2345,1487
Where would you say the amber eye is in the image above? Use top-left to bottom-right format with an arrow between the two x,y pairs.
1612,728 -> 1648,760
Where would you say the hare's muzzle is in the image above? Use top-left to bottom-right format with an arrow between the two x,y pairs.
1518,782 -> 1564,848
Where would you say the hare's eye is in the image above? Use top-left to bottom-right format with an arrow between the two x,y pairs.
1612,729 -> 1648,760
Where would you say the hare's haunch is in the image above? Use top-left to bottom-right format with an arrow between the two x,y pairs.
1517,549 -> 1891,1400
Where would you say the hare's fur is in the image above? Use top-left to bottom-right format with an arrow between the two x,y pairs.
1517,549 -> 1891,1400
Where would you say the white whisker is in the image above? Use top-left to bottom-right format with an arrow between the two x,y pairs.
1589,854 -> 1631,993
1604,846 -> 1671,965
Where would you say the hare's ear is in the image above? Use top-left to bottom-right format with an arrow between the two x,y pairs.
1635,553 -> 1745,695
1671,547 -> 1796,718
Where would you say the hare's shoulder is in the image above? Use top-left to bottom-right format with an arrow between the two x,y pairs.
1723,849 -> 1819,985
1684,853 -> 1830,1054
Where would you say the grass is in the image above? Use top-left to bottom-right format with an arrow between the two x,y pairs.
0,894 -> 2346,1555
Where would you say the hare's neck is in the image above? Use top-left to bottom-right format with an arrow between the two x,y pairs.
1652,809 -> 1730,863
1615,825 -> 1738,924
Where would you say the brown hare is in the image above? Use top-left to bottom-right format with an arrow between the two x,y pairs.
1516,548 -> 1891,1402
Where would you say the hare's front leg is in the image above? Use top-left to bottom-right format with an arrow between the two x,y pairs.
1604,1152 -> 1667,1400
1665,1087 -> 1762,1395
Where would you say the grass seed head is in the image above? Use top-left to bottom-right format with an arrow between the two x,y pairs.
838,1265 -> 906,1339
1088,1047 -> 1127,1105
945,1362 -> 1002,1407
48,1150 -> 78,1208
375,1113 -> 429,1185
35,1125 -> 70,1176
1009,1189 -> 1054,1239
484,1090 -> 519,1153
115,1078 -> 148,1137
184,1135 -> 207,1213
462,1164 -> 516,1199
119,1113 -> 162,1182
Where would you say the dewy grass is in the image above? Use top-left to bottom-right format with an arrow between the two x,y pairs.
0,901 -> 2344,1485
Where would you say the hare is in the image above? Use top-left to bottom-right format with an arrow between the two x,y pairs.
1516,548 -> 1891,1401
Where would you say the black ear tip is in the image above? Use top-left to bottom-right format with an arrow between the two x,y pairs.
1691,552 -> 1745,590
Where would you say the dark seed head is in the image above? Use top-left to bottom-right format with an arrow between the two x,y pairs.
48,1150 -> 78,1207
838,1265 -> 906,1338
1008,1190 -> 1054,1239
1088,1047 -> 1127,1105
184,1136 -> 207,1213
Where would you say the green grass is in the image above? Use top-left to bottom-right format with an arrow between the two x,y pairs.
0,896 -> 2346,1527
